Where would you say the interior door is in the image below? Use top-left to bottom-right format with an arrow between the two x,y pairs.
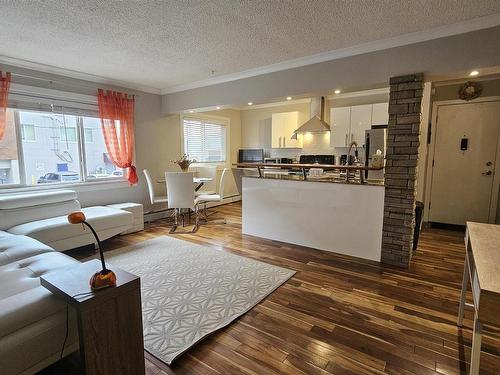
429,101 -> 500,225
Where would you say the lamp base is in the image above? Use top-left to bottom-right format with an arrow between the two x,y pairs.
90,269 -> 117,290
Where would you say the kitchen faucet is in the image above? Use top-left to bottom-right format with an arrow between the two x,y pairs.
345,141 -> 365,183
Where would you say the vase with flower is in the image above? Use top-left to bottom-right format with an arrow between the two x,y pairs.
172,154 -> 196,172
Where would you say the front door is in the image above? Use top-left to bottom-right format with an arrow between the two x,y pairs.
429,101 -> 500,225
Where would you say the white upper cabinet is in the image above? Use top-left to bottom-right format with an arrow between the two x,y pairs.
330,107 -> 351,147
349,104 -> 372,144
330,103 -> 388,147
372,102 -> 389,125
271,112 -> 302,148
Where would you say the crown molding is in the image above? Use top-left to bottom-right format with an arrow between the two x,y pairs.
236,98 -> 311,111
161,13 -> 500,95
0,55 -> 162,95
326,87 -> 389,100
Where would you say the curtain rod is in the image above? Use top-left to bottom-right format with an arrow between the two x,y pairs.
8,72 -> 138,97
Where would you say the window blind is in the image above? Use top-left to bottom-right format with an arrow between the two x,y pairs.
183,117 -> 226,162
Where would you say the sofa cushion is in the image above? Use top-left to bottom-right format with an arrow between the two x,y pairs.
0,252 -> 78,302
0,190 -> 77,209
0,232 -> 54,266
0,199 -> 81,231
7,206 -> 133,246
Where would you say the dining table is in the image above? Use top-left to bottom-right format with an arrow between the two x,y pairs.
157,176 -> 213,192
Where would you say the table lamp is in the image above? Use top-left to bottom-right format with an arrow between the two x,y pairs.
67,212 -> 117,290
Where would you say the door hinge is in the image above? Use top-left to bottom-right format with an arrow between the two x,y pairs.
427,122 -> 432,144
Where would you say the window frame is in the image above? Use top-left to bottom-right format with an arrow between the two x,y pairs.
181,113 -> 230,166
0,108 -> 127,189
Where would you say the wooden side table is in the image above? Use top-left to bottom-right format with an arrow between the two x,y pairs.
457,222 -> 500,375
41,259 -> 145,375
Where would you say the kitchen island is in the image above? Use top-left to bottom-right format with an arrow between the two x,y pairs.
236,164 -> 385,262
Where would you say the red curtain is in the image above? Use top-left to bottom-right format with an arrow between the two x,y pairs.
0,71 -> 11,141
97,89 -> 138,185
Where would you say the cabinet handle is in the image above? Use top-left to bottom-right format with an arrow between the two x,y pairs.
351,133 -> 354,143
279,136 -> 282,148
283,137 -> 286,148
345,133 -> 348,146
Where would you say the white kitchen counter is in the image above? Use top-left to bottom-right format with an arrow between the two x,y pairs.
242,176 -> 385,261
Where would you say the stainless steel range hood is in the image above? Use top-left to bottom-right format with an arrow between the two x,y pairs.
293,96 -> 330,136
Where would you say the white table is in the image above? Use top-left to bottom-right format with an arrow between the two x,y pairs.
457,222 -> 500,375
157,177 -> 212,191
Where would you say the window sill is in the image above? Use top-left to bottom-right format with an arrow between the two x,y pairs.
0,178 -> 131,194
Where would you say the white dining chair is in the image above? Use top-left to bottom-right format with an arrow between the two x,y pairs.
193,165 -> 217,196
165,172 -> 200,233
196,168 -> 228,224
143,169 -> 168,221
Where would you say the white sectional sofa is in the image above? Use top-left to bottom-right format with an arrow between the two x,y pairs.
0,190 -> 140,374
0,231 -> 80,375
0,190 -> 133,251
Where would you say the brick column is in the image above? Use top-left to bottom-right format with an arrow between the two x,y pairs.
381,73 -> 423,267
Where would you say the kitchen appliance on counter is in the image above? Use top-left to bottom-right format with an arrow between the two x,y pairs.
238,149 -> 264,163
264,157 -> 295,164
364,128 -> 387,179
299,154 -> 335,165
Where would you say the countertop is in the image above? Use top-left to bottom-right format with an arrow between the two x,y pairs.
243,171 -> 385,186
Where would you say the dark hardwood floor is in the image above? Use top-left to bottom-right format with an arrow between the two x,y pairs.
42,202 -> 500,374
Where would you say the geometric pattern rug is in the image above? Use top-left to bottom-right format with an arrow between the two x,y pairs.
102,236 -> 295,364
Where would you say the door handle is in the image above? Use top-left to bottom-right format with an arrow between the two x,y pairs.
482,170 -> 493,176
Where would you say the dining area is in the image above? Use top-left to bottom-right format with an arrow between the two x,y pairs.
143,164 -> 229,233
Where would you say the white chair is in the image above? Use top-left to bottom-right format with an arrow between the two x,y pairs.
196,168 -> 228,224
193,165 -> 217,196
143,169 -> 168,206
165,172 -> 200,233
143,169 -> 168,222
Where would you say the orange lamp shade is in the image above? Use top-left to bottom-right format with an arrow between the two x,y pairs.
68,211 -> 86,224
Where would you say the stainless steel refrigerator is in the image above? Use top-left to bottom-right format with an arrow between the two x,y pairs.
364,128 -> 386,180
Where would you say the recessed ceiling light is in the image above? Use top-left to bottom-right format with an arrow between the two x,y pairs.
216,106 -> 221,110
248,102 -> 253,106
189,110 -> 194,113
286,96 -> 292,100
469,70 -> 479,76
334,89 -> 341,94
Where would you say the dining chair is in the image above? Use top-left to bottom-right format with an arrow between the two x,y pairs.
196,168 -> 228,224
165,172 -> 200,233
193,165 -> 217,196
143,169 -> 168,222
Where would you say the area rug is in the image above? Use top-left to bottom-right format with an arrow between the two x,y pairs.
100,236 -> 295,364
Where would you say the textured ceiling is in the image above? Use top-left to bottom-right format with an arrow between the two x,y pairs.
1,1 -> 500,92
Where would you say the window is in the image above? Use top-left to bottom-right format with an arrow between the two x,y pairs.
19,111 -> 82,184
183,117 -> 227,162
59,126 -> 78,143
82,116 -> 122,180
21,124 -> 36,141
84,128 -> 94,143
0,108 -> 123,186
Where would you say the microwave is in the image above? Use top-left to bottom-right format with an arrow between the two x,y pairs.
238,149 -> 264,163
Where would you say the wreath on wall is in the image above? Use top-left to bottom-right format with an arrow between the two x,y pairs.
458,81 -> 482,101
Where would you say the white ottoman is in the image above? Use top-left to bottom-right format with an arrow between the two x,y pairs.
107,203 -> 144,234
